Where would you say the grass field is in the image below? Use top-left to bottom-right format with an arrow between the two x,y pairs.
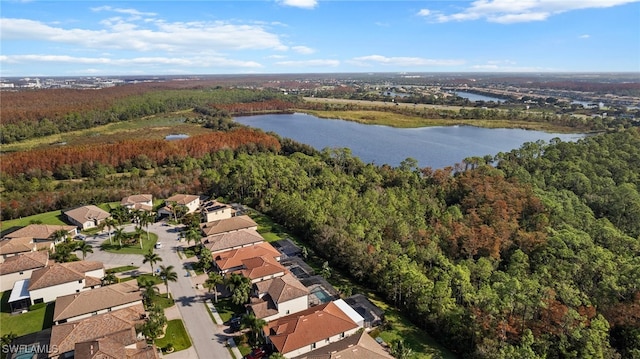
100,232 -> 158,255
0,210 -> 66,235
154,319 -> 192,353
213,297 -> 244,324
0,292 -> 54,337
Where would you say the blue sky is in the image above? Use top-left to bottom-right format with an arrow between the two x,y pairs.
1,0 -> 639,76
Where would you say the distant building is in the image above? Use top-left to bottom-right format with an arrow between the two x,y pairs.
64,205 -> 111,230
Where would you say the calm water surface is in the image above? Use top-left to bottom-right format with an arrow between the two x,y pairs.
235,113 -> 584,168
456,91 -> 506,103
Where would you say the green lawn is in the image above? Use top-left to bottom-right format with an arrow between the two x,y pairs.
368,297 -> 456,359
249,209 -> 289,243
155,319 -> 192,353
0,210 -> 66,235
136,274 -> 164,286
151,293 -> 175,310
106,265 -> 139,274
100,232 -> 158,254
212,297 -> 244,323
0,292 -> 54,337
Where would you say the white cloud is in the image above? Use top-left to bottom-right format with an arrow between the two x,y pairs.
91,6 -> 157,17
349,55 -> 464,67
276,59 -> 339,67
470,60 -> 552,71
0,54 -> 263,69
292,45 -> 315,54
423,0 -> 640,23
580,34 -> 591,39
0,17 -> 288,52
278,0 -> 318,9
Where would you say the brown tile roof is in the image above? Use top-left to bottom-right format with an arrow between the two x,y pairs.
239,256 -> 286,281
4,224 -> 76,241
200,215 -> 258,237
265,274 -> 309,304
266,301 -> 359,355
202,229 -> 264,253
49,304 -> 146,357
121,194 -> 153,206
64,205 -> 111,224
75,334 -> 159,359
54,281 -> 142,322
214,242 -> 280,271
250,274 -> 309,319
84,276 -> 103,288
28,261 -> 104,290
0,237 -> 34,255
0,251 -> 49,275
166,194 -> 199,205
292,331 -> 394,359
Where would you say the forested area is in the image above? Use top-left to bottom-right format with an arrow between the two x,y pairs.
2,120 -> 639,357
0,86 -> 297,143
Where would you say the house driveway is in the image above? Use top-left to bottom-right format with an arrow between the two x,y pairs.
85,222 -> 233,359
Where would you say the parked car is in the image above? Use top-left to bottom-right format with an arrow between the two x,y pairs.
155,242 -> 163,249
229,316 -> 241,332
244,348 -> 266,359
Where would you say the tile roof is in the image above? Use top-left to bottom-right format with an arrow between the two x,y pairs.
0,251 -> 49,275
54,281 -> 142,322
4,224 -> 76,241
292,331 -> 394,359
74,334 -> 159,359
266,301 -> 360,355
250,274 -> 309,319
121,194 -> 153,205
28,261 -> 104,290
239,256 -> 286,281
202,229 -> 264,253
200,215 -> 258,237
0,237 -> 34,255
166,194 -> 199,205
49,304 -> 146,357
214,242 -> 280,271
64,205 -> 111,224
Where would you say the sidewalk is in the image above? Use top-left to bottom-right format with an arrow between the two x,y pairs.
204,299 -> 243,359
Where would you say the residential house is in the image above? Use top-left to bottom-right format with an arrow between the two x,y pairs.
53,281 -> 143,324
264,300 -> 364,358
0,251 -> 50,292
249,273 -> 309,322
158,194 -> 200,217
48,304 -> 154,359
200,200 -> 234,223
64,205 -> 111,231
343,294 -> 385,328
0,236 -> 53,263
4,224 -> 77,244
292,330 -> 394,359
28,261 -> 104,304
200,215 -> 258,237
201,229 -> 265,255
120,194 -> 154,212
214,242 -> 286,283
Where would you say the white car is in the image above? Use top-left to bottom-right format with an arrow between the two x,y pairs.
155,242 -> 163,249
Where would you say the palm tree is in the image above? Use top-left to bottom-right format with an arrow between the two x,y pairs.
183,226 -> 201,247
113,227 -> 125,248
139,278 -> 160,306
53,229 -> 69,243
104,217 -> 116,244
75,241 -> 93,260
102,272 -> 118,285
143,250 -> 162,276
135,227 -> 145,249
158,265 -> 177,299
139,211 -> 154,242
225,273 -> 251,306
241,312 -> 267,346
203,272 -> 224,303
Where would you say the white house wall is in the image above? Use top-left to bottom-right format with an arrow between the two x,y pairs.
282,327 -> 360,358
0,269 -> 37,292
30,280 -> 85,304
263,295 -> 308,322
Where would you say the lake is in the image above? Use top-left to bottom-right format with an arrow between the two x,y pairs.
235,113 -> 584,168
456,91 -> 506,103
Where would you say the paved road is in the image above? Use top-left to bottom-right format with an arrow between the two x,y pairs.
85,222 -> 232,359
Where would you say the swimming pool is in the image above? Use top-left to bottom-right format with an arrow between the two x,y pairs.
311,287 -> 333,303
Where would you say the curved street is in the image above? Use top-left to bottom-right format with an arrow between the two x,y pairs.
85,221 -> 233,359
